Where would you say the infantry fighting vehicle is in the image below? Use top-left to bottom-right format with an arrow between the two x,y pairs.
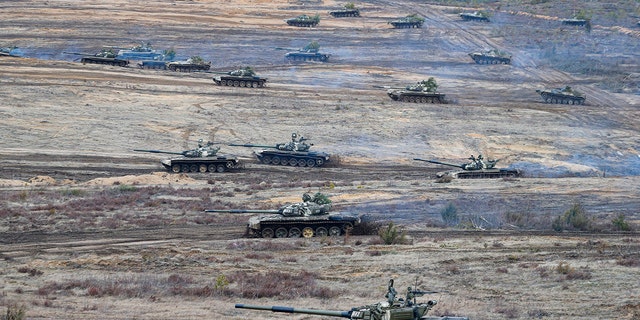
415,155 -> 520,179
134,139 -> 241,173
388,14 -> 425,28
166,55 -> 210,72
329,3 -> 360,17
468,49 -> 511,64
459,11 -> 490,22
235,279 -> 469,320
561,18 -> 587,26
212,67 -> 268,88
206,192 -> 359,238
0,46 -> 19,57
276,41 -> 331,62
285,14 -> 320,27
64,49 -> 129,67
385,78 -> 446,103
536,86 -> 585,105
229,133 -> 330,167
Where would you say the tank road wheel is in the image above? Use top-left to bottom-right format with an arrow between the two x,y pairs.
420,97 -> 427,103
552,98 -> 558,104
220,80 -> 227,86
306,159 -> 316,167
189,164 -> 198,172
568,100 -> 574,105
315,158 -> 325,167
216,165 -> 225,173
315,227 -> 328,237
545,97 -> 551,103
251,82 -> 258,88
271,156 -> 281,165
288,227 -> 302,238
172,164 -> 181,173
328,226 -> 341,237
302,227 -> 314,238
181,164 -> 191,172
239,81 -> 246,87
199,164 -> 208,173
207,164 -> 217,172
288,158 -> 298,166
261,228 -> 274,238
261,155 -> 272,164
275,227 -> 288,238
297,159 -> 307,167
402,96 -> 410,102
233,80 -> 240,87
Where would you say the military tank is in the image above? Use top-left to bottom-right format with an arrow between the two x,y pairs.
468,49 -> 511,64
414,155 -> 520,179
166,55 -> 211,72
236,279 -> 469,320
329,3 -> 360,17
536,86 -> 585,105
205,192 -> 360,238
64,49 -> 129,67
114,42 -> 164,60
212,66 -> 268,88
138,49 -> 177,69
385,78 -> 446,103
134,139 -> 241,173
0,46 -> 19,57
285,14 -> 320,27
229,133 -> 330,167
388,14 -> 425,28
459,11 -> 490,22
561,18 -> 587,26
276,41 -> 331,62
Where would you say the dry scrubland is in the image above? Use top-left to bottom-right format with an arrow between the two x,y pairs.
1,0 -> 640,319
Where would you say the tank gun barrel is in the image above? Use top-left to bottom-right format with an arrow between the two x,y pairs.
133,149 -> 184,155
274,47 -> 297,51
413,158 -> 465,169
204,209 -> 280,214
235,304 -> 352,318
228,143 -> 278,149
63,51 -> 93,56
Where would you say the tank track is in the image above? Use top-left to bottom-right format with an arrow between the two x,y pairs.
167,63 -> 210,72
286,21 -> 318,27
469,55 -> 510,64
389,21 -> 423,28
250,220 -> 355,238
285,53 -> 330,62
161,158 -> 241,173
329,10 -> 360,18
256,153 -> 327,167
81,57 -> 129,67
445,169 -> 520,179
388,92 -> 446,103
213,76 -> 267,88
537,92 -> 585,105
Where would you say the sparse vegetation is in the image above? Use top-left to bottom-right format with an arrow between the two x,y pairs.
378,222 -> 409,244
440,202 -> 459,226
612,213 -> 631,231
552,203 -> 591,231
2,304 -> 26,320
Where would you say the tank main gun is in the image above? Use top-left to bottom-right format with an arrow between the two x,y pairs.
229,133 -> 313,152
414,156 -> 498,171
134,139 -> 221,158
204,209 -> 280,214
235,304 -> 352,318
414,158 -> 465,169
205,192 -> 332,216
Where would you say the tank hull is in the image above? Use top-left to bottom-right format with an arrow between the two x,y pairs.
247,213 -> 359,238
537,91 -> 585,105
167,62 -> 210,72
80,57 -> 129,67
562,19 -> 587,26
460,13 -> 489,22
213,75 -> 267,88
138,60 -> 168,69
387,90 -> 446,103
329,9 -> 360,17
160,156 -> 242,173
438,168 -> 520,179
389,21 -> 423,28
285,52 -> 330,62
253,150 -> 330,167
469,53 -> 510,64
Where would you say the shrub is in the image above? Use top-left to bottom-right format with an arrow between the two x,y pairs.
2,304 -> 26,320
378,222 -> 409,245
552,203 -> 591,231
440,202 -> 459,226
612,213 -> 631,231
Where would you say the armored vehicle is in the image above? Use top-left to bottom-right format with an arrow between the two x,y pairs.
276,41 -> 331,62
561,18 -> 587,26
229,133 -> 330,167
115,43 -> 164,60
212,67 -> 267,88
536,86 -> 585,105
236,279 -> 469,320
285,14 -> 320,27
386,78 -> 446,103
134,139 -> 241,173
329,3 -> 360,17
388,14 -> 425,28
415,155 -> 520,179
459,11 -> 490,22
468,49 -> 511,64
0,46 -> 19,57
64,49 -> 129,67
206,192 -> 360,238
138,49 -> 177,69
166,56 -> 210,72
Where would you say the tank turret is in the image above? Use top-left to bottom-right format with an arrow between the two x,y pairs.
285,14 -> 320,27
228,133 -> 330,167
212,66 -> 268,88
235,279 -> 467,320
388,14 -> 424,28
536,86 -> 585,105
385,78 -> 446,103
206,193 -> 358,238
134,139 -> 241,173
64,49 -> 129,67
414,155 -> 519,179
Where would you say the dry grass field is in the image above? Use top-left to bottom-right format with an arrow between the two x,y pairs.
1,0 -> 640,319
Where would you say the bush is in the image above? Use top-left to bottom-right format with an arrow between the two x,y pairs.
552,203 -> 591,231
2,304 -> 26,320
378,222 -> 409,245
612,213 -> 631,231
440,202 -> 459,226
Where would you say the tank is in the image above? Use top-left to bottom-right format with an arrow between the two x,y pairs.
561,18 -> 587,26
285,14 -> 320,27
388,14 -> 425,28
276,41 -> 331,62
459,11 -> 490,22
166,56 -> 211,72
536,86 -> 585,105
205,192 -> 360,238
134,139 -> 241,173
138,49 -> 177,70
64,49 -> 129,67
114,42 -> 164,60
329,4 -> 360,18
235,279 -> 469,320
0,46 -> 19,57
212,67 -> 268,88
229,133 -> 330,167
414,155 -> 520,179
468,49 -> 511,64
385,78 -> 446,103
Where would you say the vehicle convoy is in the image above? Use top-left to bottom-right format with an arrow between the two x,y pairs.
468,49 -> 511,64
134,139 -> 241,173
329,3 -> 360,17
536,86 -> 585,105
459,11 -> 490,22
385,77 -> 446,103
414,155 -> 520,179
388,14 -> 425,28
235,279 -> 469,320
229,133 -> 330,167
64,49 -> 129,67
275,41 -> 331,62
166,55 -> 210,72
205,192 -> 360,238
285,14 -> 320,27
212,66 -> 268,88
